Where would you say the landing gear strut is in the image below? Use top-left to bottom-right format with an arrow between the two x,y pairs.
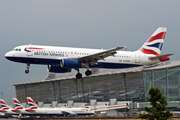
25,63 -> 30,74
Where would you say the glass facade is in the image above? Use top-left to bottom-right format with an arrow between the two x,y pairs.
143,66 -> 180,101
15,72 -> 144,103
14,65 -> 180,104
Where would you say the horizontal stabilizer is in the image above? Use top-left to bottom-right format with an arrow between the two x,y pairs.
149,54 -> 174,61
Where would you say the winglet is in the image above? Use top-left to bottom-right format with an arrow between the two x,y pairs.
124,45 -> 128,50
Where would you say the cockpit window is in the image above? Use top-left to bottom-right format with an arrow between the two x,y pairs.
12,48 -> 21,51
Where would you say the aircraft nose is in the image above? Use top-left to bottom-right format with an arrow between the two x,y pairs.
5,51 -> 13,60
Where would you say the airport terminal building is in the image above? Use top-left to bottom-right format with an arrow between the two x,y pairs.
13,61 -> 180,107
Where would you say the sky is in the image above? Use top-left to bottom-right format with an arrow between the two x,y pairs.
1,0 -> 180,105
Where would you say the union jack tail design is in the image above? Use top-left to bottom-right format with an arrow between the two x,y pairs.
25,97 -> 38,112
13,98 -> 23,110
139,27 -> 167,56
0,99 -> 9,111
26,97 -> 38,109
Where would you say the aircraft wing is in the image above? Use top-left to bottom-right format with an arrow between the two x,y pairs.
77,46 -> 125,65
29,110 -> 36,112
61,110 -> 76,115
92,104 -> 128,112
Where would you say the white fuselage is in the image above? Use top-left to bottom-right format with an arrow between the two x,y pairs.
2,109 -> 19,115
5,45 -> 159,68
28,107 -> 94,116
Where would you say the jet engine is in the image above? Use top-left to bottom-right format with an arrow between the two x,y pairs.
60,58 -> 83,68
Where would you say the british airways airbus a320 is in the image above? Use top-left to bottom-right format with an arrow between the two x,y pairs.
5,27 -> 173,79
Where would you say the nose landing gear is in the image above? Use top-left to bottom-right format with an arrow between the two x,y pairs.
25,63 -> 30,74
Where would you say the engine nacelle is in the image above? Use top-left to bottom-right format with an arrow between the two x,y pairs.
48,65 -> 71,73
61,58 -> 82,68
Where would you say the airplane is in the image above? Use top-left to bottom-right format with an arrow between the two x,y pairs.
26,97 -> 128,117
26,97 -> 94,117
5,27 -> 173,79
0,99 -> 19,117
12,98 -> 35,117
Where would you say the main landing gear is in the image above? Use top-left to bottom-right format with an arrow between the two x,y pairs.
75,69 -> 92,79
85,70 -> 92,76
75,68 -> 82,79
25,63 -> 30,74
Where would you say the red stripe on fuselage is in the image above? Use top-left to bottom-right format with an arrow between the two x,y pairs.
25,47 -> 44,50
147,32 -> 166,43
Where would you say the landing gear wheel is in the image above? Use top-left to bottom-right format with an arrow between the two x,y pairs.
25,70 -> 29,74
85,70 -> 92,76
76,73 -> 82,79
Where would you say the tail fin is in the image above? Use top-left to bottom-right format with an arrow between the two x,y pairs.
12,98 -> 23,112
13,98 -> 23,108
26,97 -> 38,112
0,99 -> 9,111
139,27 -> 167,56
26,97 -> 38,108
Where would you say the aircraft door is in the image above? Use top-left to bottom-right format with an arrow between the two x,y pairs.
135,53 -> 140,63
27,49 -> 33,56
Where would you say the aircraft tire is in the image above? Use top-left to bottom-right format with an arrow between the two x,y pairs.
76,73 -> 82,79
85,70 -> 92,76
25,70 -> 29,74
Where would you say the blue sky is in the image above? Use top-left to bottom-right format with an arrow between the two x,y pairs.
1,0 -> 180,105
